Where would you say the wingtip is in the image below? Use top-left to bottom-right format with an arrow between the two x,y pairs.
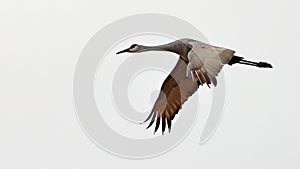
154,117 -> 160,133
146,123 -> 152,129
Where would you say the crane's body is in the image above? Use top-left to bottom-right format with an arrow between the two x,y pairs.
117,38 -> 272,134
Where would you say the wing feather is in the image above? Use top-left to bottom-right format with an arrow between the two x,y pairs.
187,42 -> 235,87
143,58 -> 199,134
143,41 -> 235,134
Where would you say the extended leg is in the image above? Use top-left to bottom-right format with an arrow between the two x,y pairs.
228,56 -> 272,68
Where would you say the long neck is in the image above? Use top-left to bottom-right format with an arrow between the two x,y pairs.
139,43 -> 182,55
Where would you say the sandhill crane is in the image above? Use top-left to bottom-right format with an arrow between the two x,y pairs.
116,38 -> 272,134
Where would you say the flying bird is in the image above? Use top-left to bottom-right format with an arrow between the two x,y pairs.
116,38 -> 272,134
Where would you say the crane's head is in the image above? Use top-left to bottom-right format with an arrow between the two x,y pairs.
116,44 -> 143,54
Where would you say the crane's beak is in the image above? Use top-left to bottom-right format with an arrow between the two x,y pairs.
116,48 -> 130,54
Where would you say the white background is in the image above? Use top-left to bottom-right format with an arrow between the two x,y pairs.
0,0 -> 299,168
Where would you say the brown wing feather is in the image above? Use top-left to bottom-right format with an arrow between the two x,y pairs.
144,58 -> 200,134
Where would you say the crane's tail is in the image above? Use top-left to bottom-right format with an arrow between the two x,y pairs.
228,56 -> 273,68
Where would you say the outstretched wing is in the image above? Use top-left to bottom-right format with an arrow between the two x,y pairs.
143,58 -> 200,134
187,42 -> 235,86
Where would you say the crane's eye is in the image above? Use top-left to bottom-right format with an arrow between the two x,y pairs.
130,44 -> 137,49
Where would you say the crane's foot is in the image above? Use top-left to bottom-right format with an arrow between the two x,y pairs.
257,62 -> 273,68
